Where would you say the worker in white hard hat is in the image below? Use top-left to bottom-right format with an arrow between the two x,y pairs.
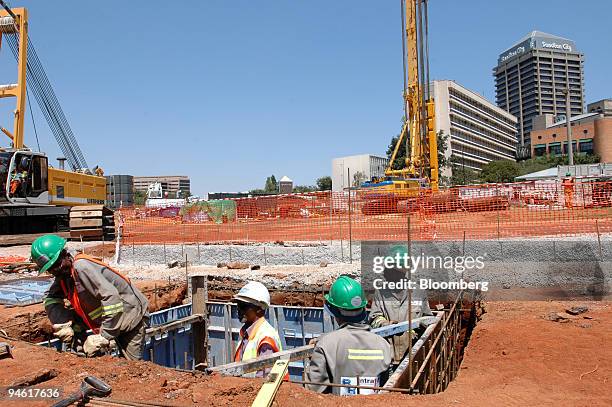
233,281 -> 284,378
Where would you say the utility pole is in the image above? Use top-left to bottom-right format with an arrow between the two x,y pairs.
562,87 -> 574,166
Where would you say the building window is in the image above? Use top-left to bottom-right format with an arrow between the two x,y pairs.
562,141 -> 578,154
533,145 -> 546,157
538,136 -> 542,140
552,134 -> 556,138
549,143 -> 561,156
583,129 -> 588,134
579,139 -> 593,154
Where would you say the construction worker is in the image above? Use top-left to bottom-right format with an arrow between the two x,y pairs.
32,234 -> 149,360
9,156 -> 29,197
233,281 -> 283,377
369,245 -> 433,364
562,172 -> 575,208
306,276 -> 392,395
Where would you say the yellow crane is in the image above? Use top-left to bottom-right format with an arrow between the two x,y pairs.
362,0 -> 438,200
0,4 -> 109,237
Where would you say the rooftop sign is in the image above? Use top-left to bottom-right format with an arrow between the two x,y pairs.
498,32 -> 578,64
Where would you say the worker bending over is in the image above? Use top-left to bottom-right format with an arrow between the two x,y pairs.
233,281 -> 283,377
369,245 -> 433,364
306,276 -> 392,395
32,234 -> 149,360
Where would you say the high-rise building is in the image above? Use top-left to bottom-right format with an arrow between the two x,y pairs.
494,31 -> 585,155
431,80 -> 517,178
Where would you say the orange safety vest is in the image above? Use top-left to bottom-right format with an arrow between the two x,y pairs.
59,253 -> 131,334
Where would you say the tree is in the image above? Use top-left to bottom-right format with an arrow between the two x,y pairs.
352,171 -> 366,187
316,176 -> 332,191
386,133 -> 406,171
133,190 -> 146,205
264,175 -> 278,194
479,160 -> 520,183
437,130 -> 451,186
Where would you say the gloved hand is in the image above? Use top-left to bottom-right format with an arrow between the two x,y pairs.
52,321 -> 74,344
83,334 -> 110,357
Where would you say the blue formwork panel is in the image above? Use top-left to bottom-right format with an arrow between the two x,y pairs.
40,300 -> 333,380
0,278 -> 53,306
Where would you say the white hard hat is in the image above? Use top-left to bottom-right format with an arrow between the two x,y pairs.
233,281 -> 270,309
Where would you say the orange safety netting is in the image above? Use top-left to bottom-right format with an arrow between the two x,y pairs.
118,180 -> 612,245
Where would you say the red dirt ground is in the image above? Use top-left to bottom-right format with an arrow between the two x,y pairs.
0,300 -> 609,406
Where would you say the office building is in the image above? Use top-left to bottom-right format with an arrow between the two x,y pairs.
332,154 -> 388,191
494,31 -> 585,154
432,80 -> 518,177
133,175 -> 191,196
530,100 -> 612,162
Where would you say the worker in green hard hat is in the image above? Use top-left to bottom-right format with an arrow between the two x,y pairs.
31,234 -> 149,360
305,276 -> 392,395
369,244 -> 432,364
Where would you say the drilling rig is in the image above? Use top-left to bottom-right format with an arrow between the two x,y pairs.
361,0 -> 438,206
0,4 -> 113,239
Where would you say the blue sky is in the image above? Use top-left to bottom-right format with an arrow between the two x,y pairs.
0,1 -> 610,194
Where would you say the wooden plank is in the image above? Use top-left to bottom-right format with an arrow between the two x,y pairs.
69,210 -> 103,218
207,345 -> 314,377
191,276 -> 208,370
70,218 -> 103,228
70,228 -> 103,238
0,232 -> 70,246
70,205 -> 104,211
251,359 -> 289,407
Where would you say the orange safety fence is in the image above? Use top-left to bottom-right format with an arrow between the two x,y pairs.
118,180 -> 612,245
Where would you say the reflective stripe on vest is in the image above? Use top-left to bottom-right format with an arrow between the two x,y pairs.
234,318 -> 283,378
59,253 -> 130,334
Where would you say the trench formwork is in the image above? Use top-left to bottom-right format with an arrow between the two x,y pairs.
42,280 -> 471,395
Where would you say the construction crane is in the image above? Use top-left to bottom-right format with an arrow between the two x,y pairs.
0,4 -> 111,237
361,0 -> 438,201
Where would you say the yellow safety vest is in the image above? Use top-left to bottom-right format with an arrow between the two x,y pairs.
234,317 -> 283,378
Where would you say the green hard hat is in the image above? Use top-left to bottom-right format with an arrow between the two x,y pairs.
325,276 -> 367,311
389,244 -> 408,257
31,234 -> 66,274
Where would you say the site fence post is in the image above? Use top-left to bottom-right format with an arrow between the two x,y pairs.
348,168 -> 353,264
596,219 -> 602,258
329,191 -> 333,245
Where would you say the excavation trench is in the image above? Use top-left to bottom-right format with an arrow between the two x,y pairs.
15,274 -> 480,396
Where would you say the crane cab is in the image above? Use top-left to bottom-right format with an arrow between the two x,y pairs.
0,149 -> 49,205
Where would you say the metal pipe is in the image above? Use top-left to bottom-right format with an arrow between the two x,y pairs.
564,87 -> 574,166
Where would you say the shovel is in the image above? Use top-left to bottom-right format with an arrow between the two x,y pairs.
51,376 -> 112,407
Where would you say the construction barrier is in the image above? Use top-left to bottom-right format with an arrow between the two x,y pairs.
119,180 -> 612,245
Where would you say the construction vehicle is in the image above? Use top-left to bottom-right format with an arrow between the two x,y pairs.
0,5 -> 113,239
361,0 -> 438,207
